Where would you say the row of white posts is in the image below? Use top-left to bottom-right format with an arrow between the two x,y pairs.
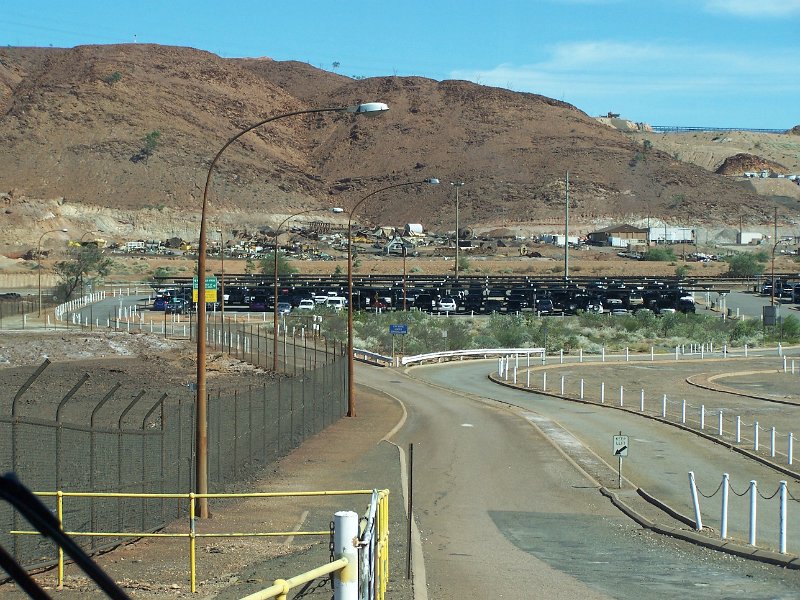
498,356 -> 798,466
689,472 -> 790,554
497,344 -> 786,373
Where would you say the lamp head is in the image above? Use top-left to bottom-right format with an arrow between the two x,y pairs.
451,181 -> 465,187
347,102 -> 389,116
423,178 -> 440,185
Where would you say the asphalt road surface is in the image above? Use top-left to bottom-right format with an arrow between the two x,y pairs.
358,361 -> 800,599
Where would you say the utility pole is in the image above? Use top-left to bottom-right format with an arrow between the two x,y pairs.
564,171 -> 569,281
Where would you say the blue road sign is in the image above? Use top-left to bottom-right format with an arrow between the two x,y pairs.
389,324 -> 409,335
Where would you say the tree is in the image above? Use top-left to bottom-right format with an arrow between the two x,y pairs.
642,247 -> 676,261
457,255 -> 471,273
725,252 -> 766,277
259,251 -> 298,276
54,246 -> 114,300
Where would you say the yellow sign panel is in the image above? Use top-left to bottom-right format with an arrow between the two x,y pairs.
192,289 -> 218,303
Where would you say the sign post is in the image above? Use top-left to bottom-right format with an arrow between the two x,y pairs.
192,276 -> 218,304
389,324 -> 409,361
612,432 -> 629,489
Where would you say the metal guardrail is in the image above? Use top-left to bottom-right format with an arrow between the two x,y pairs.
400,347 -> 545,367
12,489 -> 390,596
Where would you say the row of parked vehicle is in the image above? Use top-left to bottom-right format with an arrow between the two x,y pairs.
150,279 -> 697,317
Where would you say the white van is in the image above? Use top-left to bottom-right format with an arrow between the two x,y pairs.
325,296 -> 347,311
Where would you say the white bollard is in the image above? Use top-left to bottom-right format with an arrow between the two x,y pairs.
736,416 -> 742,444
790,433 -> 794,466
626,347 -> 629,362
779,343 -> 783,356
333,511 -> 358,600
560,376 -> 565,395
560,349 -> 564,364
579,348 -> 583,363
602,347 -> 606,362
700,405 -> 705,430
744,344 -> 748,358
754,421 -> 759,451
526,370 -> 530,389
675,346 -> 679,361
580,379 -> 584,399
688,471 -> 703,531
601,382 -> 605,403
723,344 -> 728,358
640,389 -> 644,412
650,346 -> 654,361
619,386 -> 624,407
784,355 -> 788,373
681,400 -> 686,424
718,410 -> 723,436
662,394 -> 667,418
771,427 -> 776,458
542,372 -> 547,392
749,480 -> 758,546
721,472 -> 730,540
780,481 -> 788,554
513,367 -> 517,385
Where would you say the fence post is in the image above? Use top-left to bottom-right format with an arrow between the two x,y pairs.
719,472 -> 730,540
526,369 -> 530,389
771,427 -> 776,458
780,481 -> 788,554
688,471 -> 703,531
333,510 -> 358,600
749,480 -> 758,546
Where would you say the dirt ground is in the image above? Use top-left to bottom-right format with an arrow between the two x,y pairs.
0,328 -> 410,599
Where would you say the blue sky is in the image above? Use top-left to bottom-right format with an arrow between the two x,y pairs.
2,0 -> 798,129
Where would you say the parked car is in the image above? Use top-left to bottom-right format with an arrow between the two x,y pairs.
165,297 -> 189,314
151,297 -> 168,311
296,298 -> 316,311
437,297 -> 458,313
610,308 -> 629,316
325,296 -> 347,311
277,301 -> 292,315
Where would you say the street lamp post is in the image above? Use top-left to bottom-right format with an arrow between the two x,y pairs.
272,209 -> 323,372
451,181 -> 465,280
195,102 -> 387,518
37,228 -> 68,317
346,178 -> 439,417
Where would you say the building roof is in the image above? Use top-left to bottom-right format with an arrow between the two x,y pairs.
590,224 -> 649,235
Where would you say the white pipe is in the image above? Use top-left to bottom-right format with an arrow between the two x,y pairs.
754,421 -> 759,451
749,480 -> 758,546
333,511 -> 358,600
688,471 -> 703,531
780,481 -> 788,554
771,427 -> 776,457
721,472 -> 729,539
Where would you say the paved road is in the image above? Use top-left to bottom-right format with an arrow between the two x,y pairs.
358,361 -> 800,599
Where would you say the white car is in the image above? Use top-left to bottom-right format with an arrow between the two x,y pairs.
296,299 -> 315,311
325,296 -> 347,311
437,297 -> 458,312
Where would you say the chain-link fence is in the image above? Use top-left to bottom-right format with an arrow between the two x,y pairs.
0,336 -> 347,569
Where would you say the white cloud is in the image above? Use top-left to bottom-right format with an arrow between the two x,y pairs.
449,40 -> 800,99
704,0 -> 800,17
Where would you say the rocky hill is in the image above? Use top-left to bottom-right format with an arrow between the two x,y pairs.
0,44 -> 793,251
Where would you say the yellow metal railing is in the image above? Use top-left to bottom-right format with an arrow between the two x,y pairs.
11,489 -> 390,596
